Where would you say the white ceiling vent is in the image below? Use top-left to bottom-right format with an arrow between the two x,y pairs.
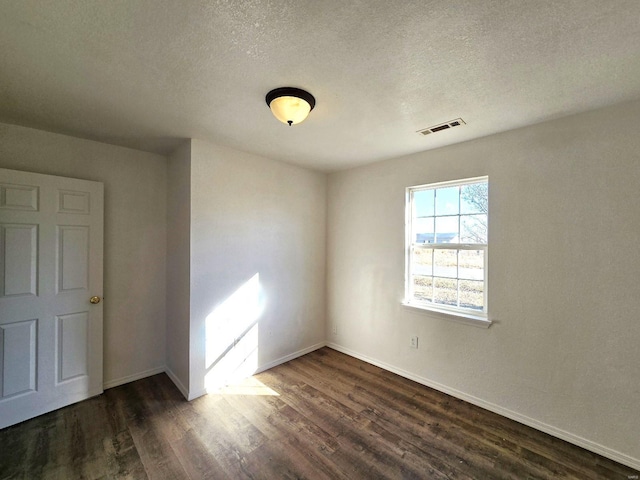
417,118 -> 466,136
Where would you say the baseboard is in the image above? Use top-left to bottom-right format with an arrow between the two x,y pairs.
326,342 -> 640,471
103,366 -> 166,390
255,341 -> 327,374
187,388 -> 207,401
164,367 -> 190,400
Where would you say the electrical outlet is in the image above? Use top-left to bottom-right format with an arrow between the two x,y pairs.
410,336 -> 419,349
332,325 -> 337,335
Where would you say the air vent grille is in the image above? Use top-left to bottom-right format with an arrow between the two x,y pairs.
417,118 -> 466,136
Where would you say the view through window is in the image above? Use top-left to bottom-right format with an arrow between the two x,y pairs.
406,177 -> 488,317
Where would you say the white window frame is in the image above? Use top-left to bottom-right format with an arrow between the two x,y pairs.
403,176 -> 491,327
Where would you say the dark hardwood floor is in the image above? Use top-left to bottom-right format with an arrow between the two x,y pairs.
1,347 -> 638,479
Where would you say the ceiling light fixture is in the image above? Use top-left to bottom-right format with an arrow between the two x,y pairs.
266,87 -> 316,126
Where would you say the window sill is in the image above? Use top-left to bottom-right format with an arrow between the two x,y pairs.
401,302 -> 492,329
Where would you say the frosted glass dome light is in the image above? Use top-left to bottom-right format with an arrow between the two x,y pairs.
266,87 -> 316,126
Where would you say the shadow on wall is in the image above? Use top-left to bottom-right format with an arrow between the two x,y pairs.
204,273 -> 278,396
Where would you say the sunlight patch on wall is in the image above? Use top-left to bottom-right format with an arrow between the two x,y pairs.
204,273 -> 266,393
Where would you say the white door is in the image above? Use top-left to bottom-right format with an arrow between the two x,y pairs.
0,168 -> 103,429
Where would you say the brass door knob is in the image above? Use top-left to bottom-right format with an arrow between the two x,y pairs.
89,296 -> 101,304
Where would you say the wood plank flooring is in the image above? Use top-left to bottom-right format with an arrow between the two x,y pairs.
1,347 -> 638,479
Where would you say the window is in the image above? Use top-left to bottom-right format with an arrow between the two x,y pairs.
405,177 -> 488,320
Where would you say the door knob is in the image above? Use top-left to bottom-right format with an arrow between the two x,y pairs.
89,296 -> 101,304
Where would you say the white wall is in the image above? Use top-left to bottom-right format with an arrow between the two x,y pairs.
5,104 -> 637,468
0,123 -> 167,387
166,141 -> 191,396
188,139 -> 326,398
326,100 -> 640,469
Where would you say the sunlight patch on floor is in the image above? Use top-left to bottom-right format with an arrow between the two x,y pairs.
208,375 -> 279,396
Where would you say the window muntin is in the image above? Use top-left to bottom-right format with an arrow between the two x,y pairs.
406,177 -> 488,317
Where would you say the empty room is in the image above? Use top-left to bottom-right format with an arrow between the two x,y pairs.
1,1 -> 639,479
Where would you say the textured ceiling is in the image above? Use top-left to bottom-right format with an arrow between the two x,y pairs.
1,1 -> 639,171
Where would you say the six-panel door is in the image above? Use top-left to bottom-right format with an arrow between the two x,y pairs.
0,168 -> 103,429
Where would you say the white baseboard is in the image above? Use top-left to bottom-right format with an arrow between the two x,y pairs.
326,342 -> 640,472
100,342 -> 326,399
165,367 -> 190,400
103,366 -> 166,390
255,341 -> 326,374
104,365 -> 192,402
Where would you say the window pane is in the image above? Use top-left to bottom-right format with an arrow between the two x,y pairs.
412,247 -> 433,276
435,216 -> 458,243
434,277 -> 457,307
460,214 -> 487,244
460,183 -> 488,214
459,249 -> 484,280
435,186 -> 460,216
407,178 -> 488,317
413,189 -> 434,218
433,249 -> 457,278
459,280 -> 484,310
412,275 -> 433,302
414,217 -> 434,243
